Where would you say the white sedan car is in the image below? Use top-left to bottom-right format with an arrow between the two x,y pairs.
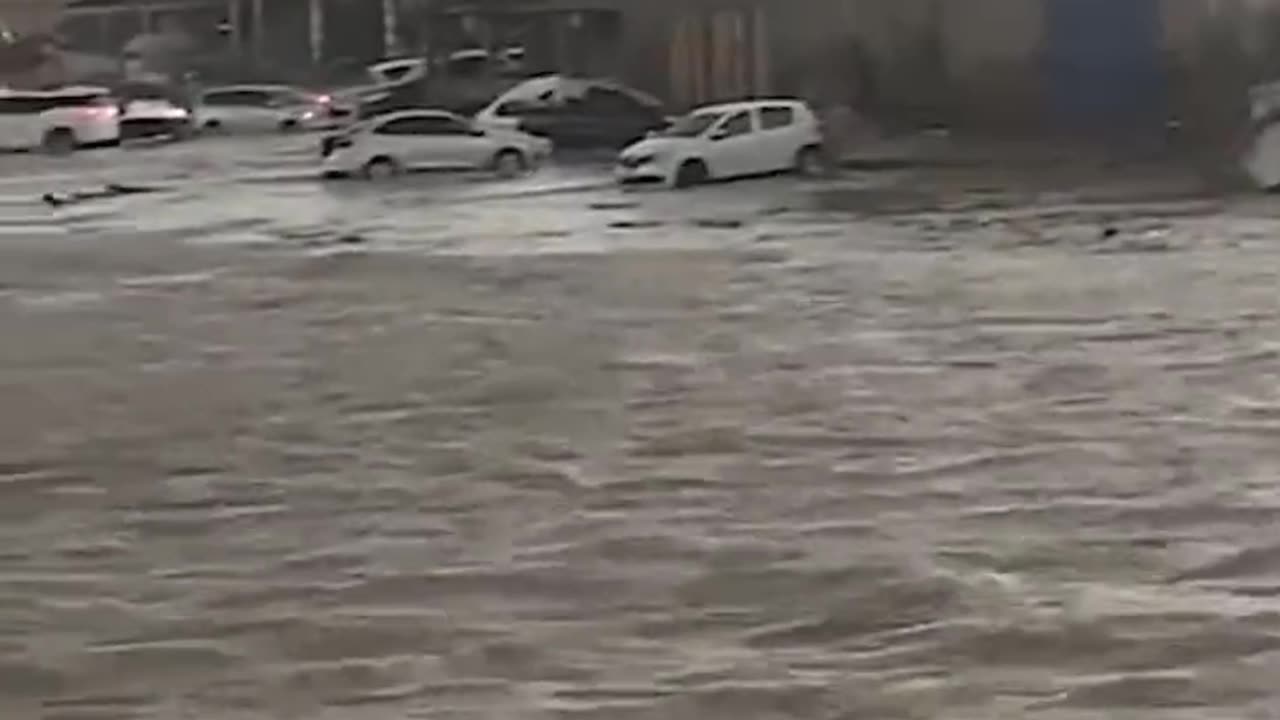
321,109 -> 552,180
615,99 -> 825,188
195,85 -> 345,133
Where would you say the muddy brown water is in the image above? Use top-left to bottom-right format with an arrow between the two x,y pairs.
3,177 -> 1280,719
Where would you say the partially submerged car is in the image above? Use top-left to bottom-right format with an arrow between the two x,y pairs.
319,108 -> 551,180
194,84 -> 351,133
474,74 -> 669,150
1244,79 -> 1280,190
328,50 -> 529,121
115,80 -> 193,141
615,99 -> 825,188
0,85 -> 120,154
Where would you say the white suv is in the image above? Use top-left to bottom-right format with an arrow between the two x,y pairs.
616,99 -> 825,188
0,86 -> 120,154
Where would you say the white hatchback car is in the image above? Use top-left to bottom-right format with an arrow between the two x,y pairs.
321,109 -> 552,180
616,99 -> 825,188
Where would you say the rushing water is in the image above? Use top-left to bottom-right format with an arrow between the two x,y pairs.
3,161 -> 1280,719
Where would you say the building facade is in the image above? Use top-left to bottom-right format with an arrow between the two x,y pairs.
629,0 -> 1280,135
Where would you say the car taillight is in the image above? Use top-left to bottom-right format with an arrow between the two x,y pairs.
79,106 -> 118,119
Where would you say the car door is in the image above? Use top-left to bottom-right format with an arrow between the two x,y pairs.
368,116 -> 431,169
421,114 -> 494,169
369,115 -> 465,170
757,104 -> 800,172
579,87 -> 666,148
703,110 -> 759,179
237,90 -> 282,131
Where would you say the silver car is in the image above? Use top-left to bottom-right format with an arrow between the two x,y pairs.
194,85 -> 352,134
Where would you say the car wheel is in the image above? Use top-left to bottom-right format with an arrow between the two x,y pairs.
363,156 -> 400,181
795,145 -> 826,176
42,128 -> 76,156
493,149 -> 526,178
673,159 -> 708,189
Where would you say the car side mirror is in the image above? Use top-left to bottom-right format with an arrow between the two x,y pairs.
469,127 -> 487,136
709,129 -> 730,141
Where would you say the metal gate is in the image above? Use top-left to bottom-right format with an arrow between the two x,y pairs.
1044,0 -> 1165,131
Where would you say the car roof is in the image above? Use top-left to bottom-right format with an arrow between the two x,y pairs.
692,98 -> 807,114
491,74 -> 663,109
370,108 -> 463,123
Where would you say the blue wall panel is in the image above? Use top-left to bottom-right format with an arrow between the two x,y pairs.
1044,0 -> 1166,131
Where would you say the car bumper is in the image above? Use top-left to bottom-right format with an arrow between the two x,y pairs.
614,161 -> 670,184
121,117 -> 192,139
320,148 -> 364,176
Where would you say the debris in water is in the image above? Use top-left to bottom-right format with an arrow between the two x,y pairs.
692,218 -> 745,229
41,183 -> 163,208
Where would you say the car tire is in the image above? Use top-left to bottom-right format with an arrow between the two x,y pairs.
673,159 -> 708,189
493,149 -> 526,178
363,156 -> 400,181
42,128 -> 76,156
795,145 -> 826,177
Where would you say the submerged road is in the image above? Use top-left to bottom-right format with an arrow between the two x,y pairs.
3,135 -> 1280,719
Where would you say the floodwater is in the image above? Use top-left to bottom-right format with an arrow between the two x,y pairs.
3,138 -> 1280,719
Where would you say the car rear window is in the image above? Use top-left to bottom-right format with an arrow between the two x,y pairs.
760,106 -> 794,129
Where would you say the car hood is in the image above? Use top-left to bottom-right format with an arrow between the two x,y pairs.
620,136 -> 692,158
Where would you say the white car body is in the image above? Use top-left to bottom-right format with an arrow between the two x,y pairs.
615,99 -> 823,187
1245,79 -> 1280,190
195,84 -> 343,133
0,85 -> 120,152
116,83 -> 193,140
321,109 -> 552,178
473,74 -> 665,132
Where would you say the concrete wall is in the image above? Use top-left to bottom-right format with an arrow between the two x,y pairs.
940,0 -> 1041,128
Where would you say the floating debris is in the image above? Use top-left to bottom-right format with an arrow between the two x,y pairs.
692,218 -> 745,229
41,183 -> 164,208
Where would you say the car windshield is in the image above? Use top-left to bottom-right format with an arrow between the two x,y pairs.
665,111 -> 724,138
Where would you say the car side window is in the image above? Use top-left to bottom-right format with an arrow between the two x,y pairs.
374,117 -> 419,135
760,106 -> 794,130
270,90 -> 301,107
374,116 -> 468,135
0,96 -> 47,113
201,91 -> 232,106
713,111 -> 753,140
204,90 -> 263,106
